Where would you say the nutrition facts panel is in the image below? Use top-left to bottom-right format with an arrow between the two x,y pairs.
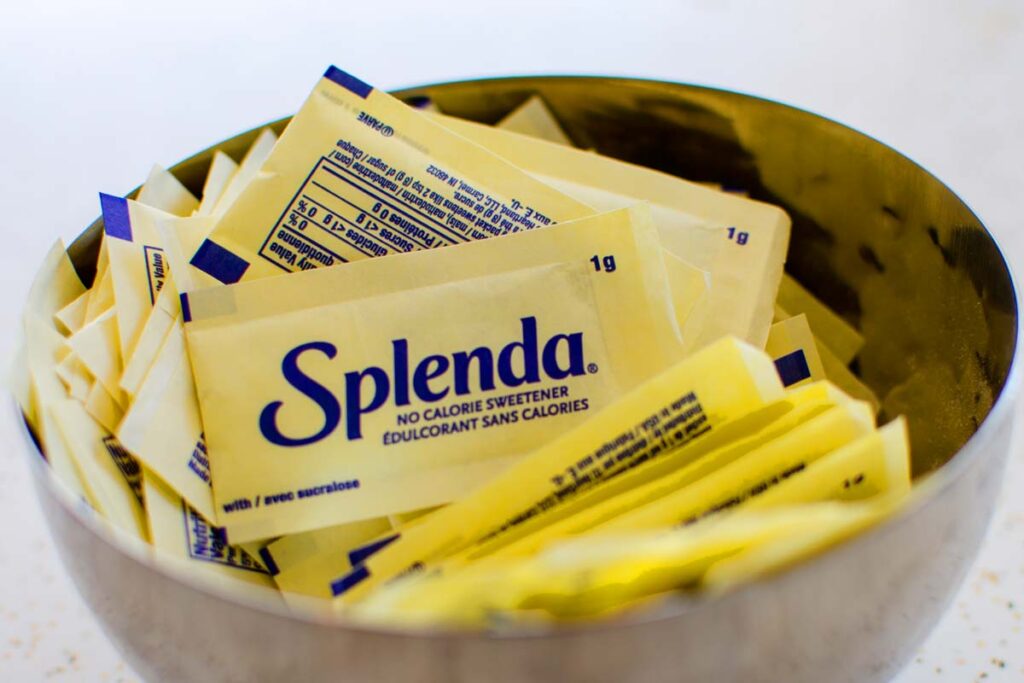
253,125 -> 563,275
257,154 -> 478,273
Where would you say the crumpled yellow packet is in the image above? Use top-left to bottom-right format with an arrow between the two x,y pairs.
777,273 -> 863,364
592,400 -> 875,535
333,336 -> 784,603
49,398 -> 147,540
765,313 -> 826,388
143,470 -> 276,592
496,95 -> 573,146
137,165 -> 199,217
448,382 -> 853,567
195,151 -> 239,216
99,194 -> 173,360
192,67 -> 593,285
190,258 -> 679,543
434,113 -> 790,348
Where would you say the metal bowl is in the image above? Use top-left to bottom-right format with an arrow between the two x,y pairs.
22,76 -> 1019,682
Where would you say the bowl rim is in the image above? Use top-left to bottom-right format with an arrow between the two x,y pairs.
17,73 -> 1022,641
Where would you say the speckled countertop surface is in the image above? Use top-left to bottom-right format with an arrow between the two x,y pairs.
1,2 -> 1021,680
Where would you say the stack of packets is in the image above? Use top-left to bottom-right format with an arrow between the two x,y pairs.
15,66 -> 910,627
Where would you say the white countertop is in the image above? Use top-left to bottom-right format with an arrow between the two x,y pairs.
0,2 -> 1021,680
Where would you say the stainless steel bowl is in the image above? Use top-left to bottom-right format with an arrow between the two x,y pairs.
22,76 -> 1019,683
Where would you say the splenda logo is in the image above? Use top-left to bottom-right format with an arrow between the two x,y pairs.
259,317 -> 587,447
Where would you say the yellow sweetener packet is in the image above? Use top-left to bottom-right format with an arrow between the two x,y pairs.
136,165 -> 199,217
192,66 -> 593,285
263,517 -> 392,605
435,113 -> 790,348
333,337 -> 783,602
268,506 -> 443,605
189,257 -> 679,542
745,417 -> 911,510
132,206 -> 679,539
765,314 -> 826,389
451,382 -> 853,567
117,322 -> 216,522
143,470 -> 276,592
49,398 -> 147,539
496,95 -> 573,146
195,151 -> 239,216
777,273 -> 863,364
701,494 -> 908,594
99,194 -> 173,359
593,401 -> 875,535
773,303 -> 880,411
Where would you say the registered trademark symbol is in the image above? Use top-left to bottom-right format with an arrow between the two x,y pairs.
587,363 -> 599,374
